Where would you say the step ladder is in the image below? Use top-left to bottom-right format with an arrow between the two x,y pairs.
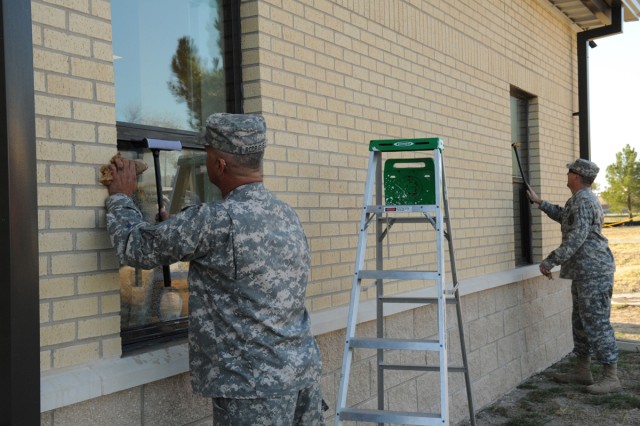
334,138 -> 475,425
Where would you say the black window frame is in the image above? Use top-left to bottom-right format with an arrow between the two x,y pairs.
511,87 -> 534,266
115,0 -> 243,354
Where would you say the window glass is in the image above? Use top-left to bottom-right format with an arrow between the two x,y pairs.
118,147 -> 221,343
511,91 -> 533,266
112,0 -> 235,351
112,0 -> 226,131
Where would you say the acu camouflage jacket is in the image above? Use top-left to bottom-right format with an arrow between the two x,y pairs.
106,183 -> 322,398
539,187 -> 615,279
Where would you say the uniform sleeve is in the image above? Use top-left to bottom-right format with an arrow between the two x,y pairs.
541,201 -> 591,270
106,193 -> 217,269
539,200 -> 563,223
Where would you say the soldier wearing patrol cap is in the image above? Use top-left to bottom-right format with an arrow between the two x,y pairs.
527,158 -> 620,396
105,113 -> 325,425
566,158 -> 599,183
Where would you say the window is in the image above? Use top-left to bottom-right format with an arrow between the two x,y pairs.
111,0 -> 240,352
510,88 -> 535,266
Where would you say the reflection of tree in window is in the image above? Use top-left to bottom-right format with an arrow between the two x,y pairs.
122,103 -> 182,130
168,35 -> 226,131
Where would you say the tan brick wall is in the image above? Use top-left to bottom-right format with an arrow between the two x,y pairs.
247,0 -> 576,313
36,0 -> 581,420
33,0 -> 118,371
35,0 -> 578,369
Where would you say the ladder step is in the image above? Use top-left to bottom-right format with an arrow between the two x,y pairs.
358,270 -> 439,280
380,363 -> 468,373
366,204 -> 438,214
338,408 -> 442,425
379,296 -> 457,304
350,337 -> 440,351
375,217 -> 435,224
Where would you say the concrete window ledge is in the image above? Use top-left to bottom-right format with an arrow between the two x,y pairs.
41,264 -> 544,412
41,342 -> 189,412
310,264 -> 544,335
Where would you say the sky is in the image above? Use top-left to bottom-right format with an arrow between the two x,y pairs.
589,20 -> 640,189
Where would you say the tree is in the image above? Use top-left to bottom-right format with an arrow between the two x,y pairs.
601,144 -> 640,218
167,1 -> 226,131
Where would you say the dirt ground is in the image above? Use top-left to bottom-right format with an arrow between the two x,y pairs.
461,350 -> 640,425
608,225 -> 640,341
459,225 -> 640,426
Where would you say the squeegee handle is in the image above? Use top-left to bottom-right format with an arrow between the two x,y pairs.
152,149 -> 172,288
512,144 -> 527,185
152,150 -> 164,211
512,144 -> 533,205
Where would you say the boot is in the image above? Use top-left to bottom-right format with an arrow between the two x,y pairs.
552,355 -> 594,385
587,363 -> 622,394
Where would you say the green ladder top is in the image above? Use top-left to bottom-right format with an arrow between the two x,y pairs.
369,137 -> 443,152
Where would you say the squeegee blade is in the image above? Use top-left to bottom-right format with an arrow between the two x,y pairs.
144,138 -> 182,151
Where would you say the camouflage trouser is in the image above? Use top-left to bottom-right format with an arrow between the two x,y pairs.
571,274 -> 618,365
212,381 -> 324,426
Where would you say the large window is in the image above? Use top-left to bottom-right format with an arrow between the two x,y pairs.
511,88 -> 535,266
111,0 -> 240,352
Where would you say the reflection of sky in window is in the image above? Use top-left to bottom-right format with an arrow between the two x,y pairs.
112,0 -> 222,130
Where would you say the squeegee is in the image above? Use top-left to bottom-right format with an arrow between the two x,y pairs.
143,138 -> 182,287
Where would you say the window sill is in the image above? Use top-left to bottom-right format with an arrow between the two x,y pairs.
41,340 -> 189,412
310,264 -> 545,335
41,264 -> 546,412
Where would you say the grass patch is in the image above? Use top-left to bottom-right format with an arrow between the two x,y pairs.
517,382 -> 538,390
612,304 -> 629,310
524,387 -> 566,403
604,226 -> 640,294
504,416 -> 547,426
588,393 -> 640,410
488,405 -> 509,417
619,351 -> 640,367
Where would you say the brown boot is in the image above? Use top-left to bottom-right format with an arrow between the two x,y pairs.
552,355 -> 594,385
587,363 -> 622,394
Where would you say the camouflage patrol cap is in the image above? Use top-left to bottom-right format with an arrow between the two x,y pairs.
566,158 -> 599,179
199,113 -> 266,155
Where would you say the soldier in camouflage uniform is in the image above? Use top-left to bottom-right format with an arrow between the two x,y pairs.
527,158 -> 620,395
105,113 -> 324,424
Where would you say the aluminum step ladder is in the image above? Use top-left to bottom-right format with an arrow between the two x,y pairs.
334,138 -> 475,425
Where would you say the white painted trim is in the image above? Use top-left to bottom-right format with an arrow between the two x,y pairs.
535,0 -> 582,32
40,265 -> 547,412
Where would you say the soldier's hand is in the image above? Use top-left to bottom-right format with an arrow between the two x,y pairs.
526,185 -> 541,205
108,157 -> 137,197
539,263 -> 553,280
156,207 -> 170,222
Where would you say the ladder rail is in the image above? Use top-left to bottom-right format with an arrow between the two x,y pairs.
434,148 -> 449,424
335,150 -> 381,418
442,154 -> 476,425
375,150 -> 385,421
